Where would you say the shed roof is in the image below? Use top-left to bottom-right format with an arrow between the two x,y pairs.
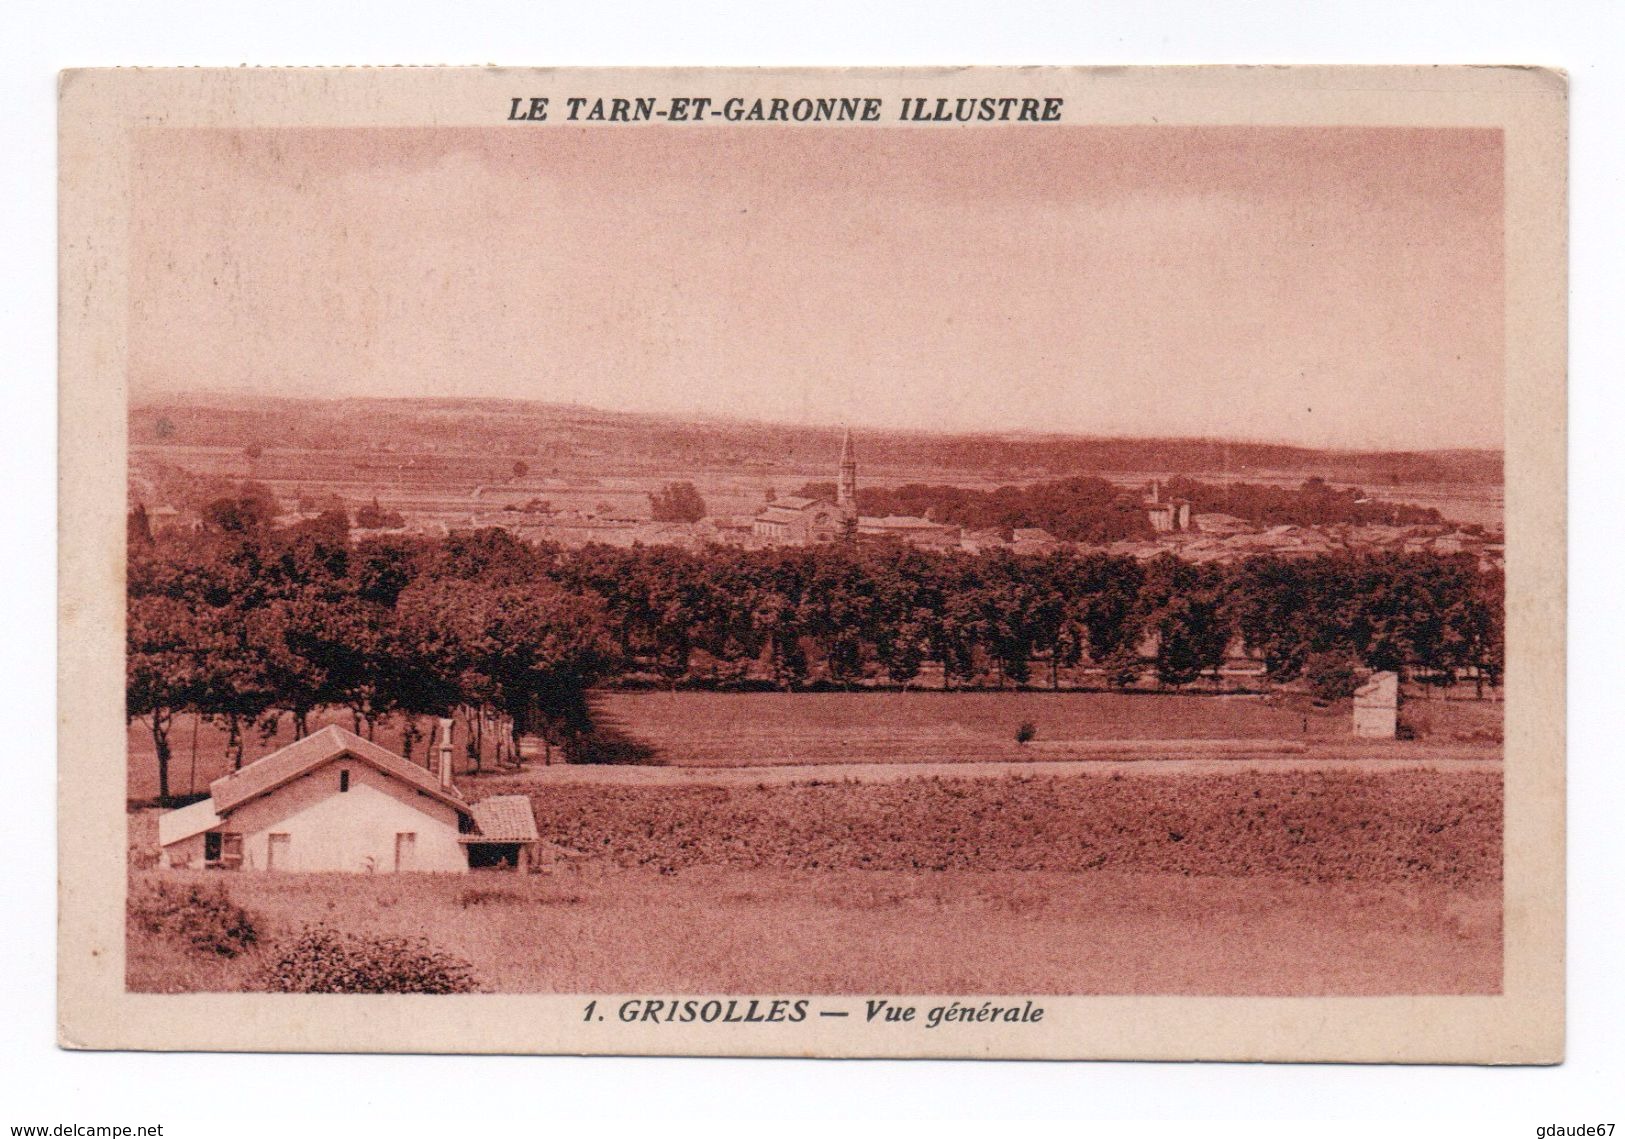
462,795 -> 539,844
208,724 -> 467,815
157,797 -> 222,848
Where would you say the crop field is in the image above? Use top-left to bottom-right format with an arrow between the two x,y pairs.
490,768 -> 1502,883
128,767 -> 1502,995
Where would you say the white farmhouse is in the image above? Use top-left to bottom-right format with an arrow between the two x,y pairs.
157,723 -> 537,873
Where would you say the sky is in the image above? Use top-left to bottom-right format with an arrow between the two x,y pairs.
129,124 -> 1504,450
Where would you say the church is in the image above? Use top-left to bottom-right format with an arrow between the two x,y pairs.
751,430 -> 960,550
751,429 -> 861,543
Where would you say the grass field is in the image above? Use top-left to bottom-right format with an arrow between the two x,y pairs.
128,689 -> 1502,800
126,866 -> 1501,996
128,766 -> 1501,995
590,690 -> 1341,768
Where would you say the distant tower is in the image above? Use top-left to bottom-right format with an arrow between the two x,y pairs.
836,427 -> 858,518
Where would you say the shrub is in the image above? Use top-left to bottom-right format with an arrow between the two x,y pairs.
1303,652 -> 1361,703
254,925 -> 480,994
128,880 -> 259,958
1015,721 -> 1037,744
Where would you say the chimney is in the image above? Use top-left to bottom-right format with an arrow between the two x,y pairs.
436,717 -> 455,792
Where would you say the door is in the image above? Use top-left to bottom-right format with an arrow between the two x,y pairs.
267,833 -> 290,871
394,832 -> 416,872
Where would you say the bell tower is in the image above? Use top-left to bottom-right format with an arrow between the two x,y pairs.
836,428 -> 858,518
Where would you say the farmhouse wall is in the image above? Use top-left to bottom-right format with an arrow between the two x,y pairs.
218,757 -> 467,873
162,832 -> 206,869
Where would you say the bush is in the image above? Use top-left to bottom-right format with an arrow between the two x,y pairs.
254,925 -> 480,994
128,880 -> 259,958
1015,721 -> 1037,744
1303,652 -> 1360,704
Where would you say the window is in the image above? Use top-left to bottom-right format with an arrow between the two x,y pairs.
219,833 -> 244,869
204,832 -> 222,863
339,769 -> 350,792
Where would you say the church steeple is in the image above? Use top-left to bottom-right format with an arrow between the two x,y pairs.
837,427 -> 858,517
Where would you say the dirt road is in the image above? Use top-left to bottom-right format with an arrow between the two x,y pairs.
474,742 -> 1500,788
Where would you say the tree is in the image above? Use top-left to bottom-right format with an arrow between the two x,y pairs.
393,578 -> 616,764
355,497 -> 404,530
1100,643 -> 1143,689
981,576 -> 1039,688
193,604 -> 275,771
246,597 -> 331,740
1073,555 -> 1145,665
127,594 -> 201,804
202,482 -> 278,534
648,481 -> 707,523
1230,557 -> 1316,683
799,548 -> 878,688
1459,568 -> 1505,696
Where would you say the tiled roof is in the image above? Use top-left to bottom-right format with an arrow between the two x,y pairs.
861,515 -> 950,531
209,724 -> 467,815
463,795 -> 539,843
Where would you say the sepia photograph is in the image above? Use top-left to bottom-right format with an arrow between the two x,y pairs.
56,66 -> 1567,1060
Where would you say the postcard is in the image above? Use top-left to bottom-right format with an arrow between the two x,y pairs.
58,65 -> 1566,1060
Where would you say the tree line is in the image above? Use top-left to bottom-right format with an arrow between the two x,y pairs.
1160,475 -> 1449,529
793,474 -> 1451,543
128,503 -> 1503,803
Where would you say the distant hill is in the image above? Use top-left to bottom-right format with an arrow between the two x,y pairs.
130,392 -> 1503,487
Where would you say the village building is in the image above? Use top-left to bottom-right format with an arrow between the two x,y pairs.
751,495 -> 849,543
1191,512 -> 1251,536
750,429 -> 971,551
751,428 -> 860,544
1010,527 -> 1060,555
1144,480 -> 1191,533
857,514 -> 962,550
958,527 -> 1011,555
157,723 -> 538,873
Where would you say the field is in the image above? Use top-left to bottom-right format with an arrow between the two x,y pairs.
128,766 -> 1502,995
127,689 -> 1502,801
591,689 -> 1503,768
130,394 -> 1506,533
